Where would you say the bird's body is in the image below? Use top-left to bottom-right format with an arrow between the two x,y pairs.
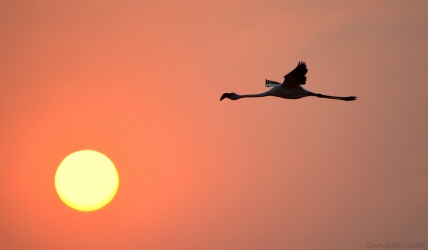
267,85 -> 311,99
220,61 -> 357,102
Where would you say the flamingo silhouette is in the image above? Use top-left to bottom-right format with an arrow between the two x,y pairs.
220,61 -> 357,101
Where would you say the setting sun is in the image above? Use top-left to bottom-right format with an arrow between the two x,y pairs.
55,150 -> 119,211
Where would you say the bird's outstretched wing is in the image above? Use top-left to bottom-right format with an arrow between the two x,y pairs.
265,79 -> 281,88
282,61 -> 308,87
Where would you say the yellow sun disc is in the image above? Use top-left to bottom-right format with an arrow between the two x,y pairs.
55,150 -> 119,211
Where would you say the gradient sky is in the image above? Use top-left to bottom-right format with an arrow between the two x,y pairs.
1,1 -> 428,249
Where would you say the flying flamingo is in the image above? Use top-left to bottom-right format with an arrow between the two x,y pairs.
220,61 -> 357,102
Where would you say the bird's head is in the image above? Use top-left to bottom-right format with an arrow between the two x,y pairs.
220,92 -> 240,101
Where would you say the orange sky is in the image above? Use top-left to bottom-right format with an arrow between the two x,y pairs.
1,1 -> 428,249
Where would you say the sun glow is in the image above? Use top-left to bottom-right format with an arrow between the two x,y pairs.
55,150 -> 119,211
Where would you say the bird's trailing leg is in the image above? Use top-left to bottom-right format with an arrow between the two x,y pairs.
312,93 -> 357,101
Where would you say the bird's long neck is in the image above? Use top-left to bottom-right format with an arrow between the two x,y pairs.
238,91 -> 271,99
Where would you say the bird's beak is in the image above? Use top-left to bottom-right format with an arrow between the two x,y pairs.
220,93 -> 229,101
